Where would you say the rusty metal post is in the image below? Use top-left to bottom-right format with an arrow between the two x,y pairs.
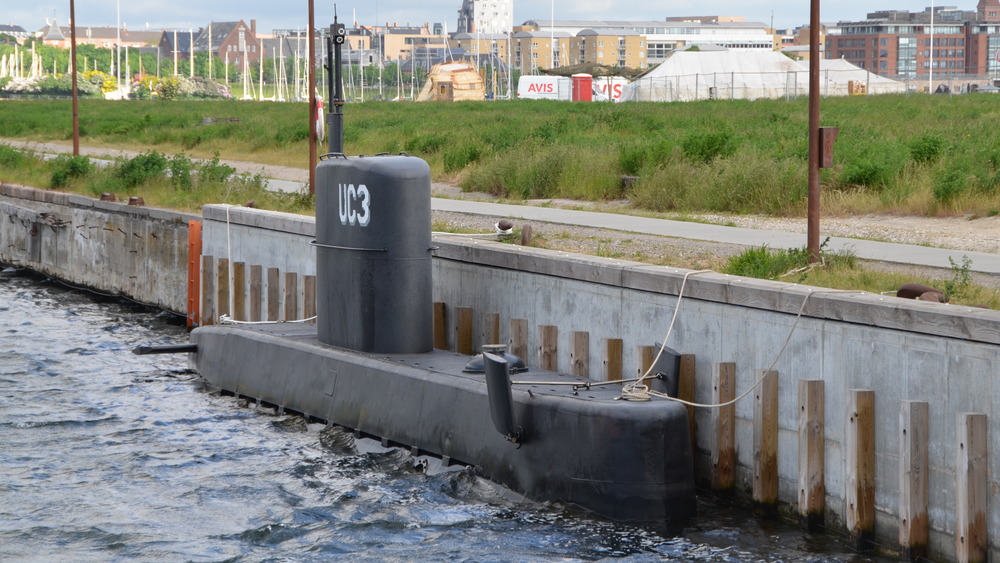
807,0 -> 821,262
70,0 -> 80,156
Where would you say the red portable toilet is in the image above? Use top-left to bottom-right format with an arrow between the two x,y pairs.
571,73 -> 593,102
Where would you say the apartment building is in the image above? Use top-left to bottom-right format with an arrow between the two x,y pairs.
457,0 -> 514,34
828,0 -> 1000,77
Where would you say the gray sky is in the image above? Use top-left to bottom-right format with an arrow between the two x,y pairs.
10,1 -> 954,35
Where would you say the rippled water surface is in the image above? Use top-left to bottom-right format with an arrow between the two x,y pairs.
0,269 -> 886,561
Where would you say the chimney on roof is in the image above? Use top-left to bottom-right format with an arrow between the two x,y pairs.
250,19 -> 256,34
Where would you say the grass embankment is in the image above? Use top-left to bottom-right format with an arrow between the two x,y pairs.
4,95 -> 1000,216
2,96 -> 1000,307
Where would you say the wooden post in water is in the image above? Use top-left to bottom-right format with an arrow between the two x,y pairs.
570,331 -> 589,379
433,302 -> 447,350
509,319 -> 528,362
482,312 -> 500,346
604,338 -> 622,382
249,265 -> 262,322
753,369 -> 778,509
456,307 -> 474,355
232,262 -> 246,322
303,275 -> 316,322
797,379 -> 825,530
284,272 -> 298,321
200,255 -> 215,326
846,389 -> 875,551
266,268 -> 280,321
712,362 -> 736,491
216,258 -> 230,320
539,325 -> 558,371
899,401 -> 929,561
956,412 -> 988,563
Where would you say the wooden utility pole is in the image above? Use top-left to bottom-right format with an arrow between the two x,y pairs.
308,0 -> 317,195
807,0 -> 821,262
70,0 -> 79,155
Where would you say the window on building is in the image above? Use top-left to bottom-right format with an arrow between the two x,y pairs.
880,37 -> 887,46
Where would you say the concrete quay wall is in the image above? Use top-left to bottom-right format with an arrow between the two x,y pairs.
0,184 -> 195,312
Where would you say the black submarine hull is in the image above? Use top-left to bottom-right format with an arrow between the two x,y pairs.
190,323 -> 697,522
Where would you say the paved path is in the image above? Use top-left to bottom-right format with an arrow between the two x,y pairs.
6,138 -> 999,275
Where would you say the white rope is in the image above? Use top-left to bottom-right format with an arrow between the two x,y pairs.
619,270 -> 713,401
623,286 -> 867,408
220,204 -> 318,326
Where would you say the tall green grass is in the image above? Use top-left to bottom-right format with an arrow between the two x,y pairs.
5,94 -> 1000,216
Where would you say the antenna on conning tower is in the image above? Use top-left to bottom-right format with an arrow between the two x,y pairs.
327,4 -> 346,154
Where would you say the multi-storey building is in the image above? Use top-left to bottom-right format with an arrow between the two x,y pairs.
569,29 -> 647,68
524,18 -> 773,64
828,0 -> 1000,77
457,0 -> 514,35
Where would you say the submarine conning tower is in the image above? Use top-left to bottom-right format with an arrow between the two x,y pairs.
315,154 -> 433,354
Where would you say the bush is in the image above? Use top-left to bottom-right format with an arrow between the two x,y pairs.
681,130 -> 738,163
909,134 -> 944,164
933,168 -> 969,203
443,144 -> 481,173
840,159 -> 894,190
50,155 -> 93,188
116,152 -> 167,188
169,154 -> 193,190
0,144 -> 25,168
197,154 -> 235,184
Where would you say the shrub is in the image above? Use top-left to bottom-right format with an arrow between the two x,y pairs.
116,152 -> 167,188
724,245 -> 810,279
197,154 -> 235,184
169,154 -> 193,190
50,155 -> 93,188
443,144 -> 481,173
0,144 -> 25,168
681,130 -> 737,163
840,159 -> 894,191
908,134 -> 944,164
933,168 -> 969,203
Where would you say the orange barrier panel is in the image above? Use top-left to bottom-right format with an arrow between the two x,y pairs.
187,220 -> 202,327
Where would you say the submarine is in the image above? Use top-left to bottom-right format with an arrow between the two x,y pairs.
149,20 -> 696,522
184,151 -> 696,522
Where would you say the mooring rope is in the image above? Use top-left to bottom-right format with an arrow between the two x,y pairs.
218,204 -> 318,326
621,286 -> 868,408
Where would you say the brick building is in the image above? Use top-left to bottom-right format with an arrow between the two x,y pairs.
828,0 -> 1000,77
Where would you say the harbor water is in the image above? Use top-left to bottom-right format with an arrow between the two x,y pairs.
0,267 -> 886,561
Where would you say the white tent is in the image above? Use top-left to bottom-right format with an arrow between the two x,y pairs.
620,51 -> 904,102
815,58 -> 906,95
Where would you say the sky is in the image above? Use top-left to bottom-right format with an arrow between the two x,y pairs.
7,0 -> 963,35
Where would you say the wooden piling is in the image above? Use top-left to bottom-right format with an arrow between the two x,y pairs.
509,319 -> 528,361
456,306 -> 474,355
303,275 -> 316,323
283,272 -> 298,321
570,331 -> 589,379
899,401 -> 929,561
712,362 -> 736,491
482,312 -> 500,346
249,265 -> 262,322
232,262 -> 246,322
266,267 -> 280,322
539,325 -> 558,371
638,345 -> 655,382
433,302 -> 447,350
797,379 -> 825,531
846,389 -> 875,551
753,369 -> 778,509
216,258 -> 230,320
956,412 -> 988,563
200,255 -> 215,326
604,338 -> 622,382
